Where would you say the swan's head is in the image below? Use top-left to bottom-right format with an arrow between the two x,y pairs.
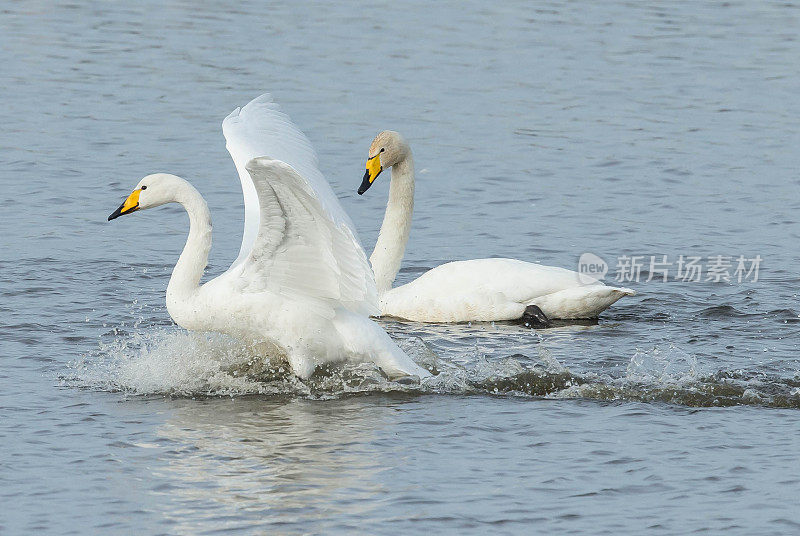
108,173 -> 185,221
358,130 -> 410,195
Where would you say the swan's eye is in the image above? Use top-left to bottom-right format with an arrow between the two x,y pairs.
380,148 -> 385,153
140,185 -> 147,190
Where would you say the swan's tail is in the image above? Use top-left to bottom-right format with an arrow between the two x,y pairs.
528,285 -> 635,320
333,310 -> 432,379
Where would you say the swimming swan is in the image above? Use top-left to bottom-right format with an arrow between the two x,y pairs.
357,131 -> 635,324
107,96 -> 429,380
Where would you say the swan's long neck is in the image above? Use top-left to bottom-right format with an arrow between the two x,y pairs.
166,185 -> 212,308
371,154 -> 414,295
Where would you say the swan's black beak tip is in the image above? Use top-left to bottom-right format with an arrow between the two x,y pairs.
108,196 -> 139,221
358,170 -> 372,196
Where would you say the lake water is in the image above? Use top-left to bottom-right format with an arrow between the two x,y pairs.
2,1 -> 800,534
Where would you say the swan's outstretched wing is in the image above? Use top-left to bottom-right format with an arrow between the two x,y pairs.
233,157 -> 378,318
222,93 -> 359,268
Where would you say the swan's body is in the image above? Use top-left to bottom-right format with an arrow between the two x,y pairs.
357,131 -> 635,323
378,258 -> 634,323
108,96 -> 429,380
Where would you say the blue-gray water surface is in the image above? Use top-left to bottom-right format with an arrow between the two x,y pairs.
2,1 -> 800,534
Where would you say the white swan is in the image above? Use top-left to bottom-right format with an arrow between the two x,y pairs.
357,131 -> 635,324
107,96 -> 429,380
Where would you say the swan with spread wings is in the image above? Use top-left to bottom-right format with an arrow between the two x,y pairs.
107,95 -> 429,380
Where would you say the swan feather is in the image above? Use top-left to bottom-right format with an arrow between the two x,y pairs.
231,157 -> 378,319
380,258 -> 634,322
222,94 -> 361,269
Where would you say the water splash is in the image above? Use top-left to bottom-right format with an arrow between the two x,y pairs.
625,345 -> 699,383
68,329 -> 285,396
66,330 -> 800,408
549,345 -> 800,408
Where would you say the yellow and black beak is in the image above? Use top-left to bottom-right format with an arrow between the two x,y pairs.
358,153 -> 383,195
108,188 -> 142,221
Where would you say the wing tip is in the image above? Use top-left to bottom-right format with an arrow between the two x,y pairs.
224,93 -> 276,125
223,106 -> 241,126
245,156 -> 299,178
242,93 -> 277,114
245,156 -> 277,172
611,287 -> 636,296
251,93 -> 274,104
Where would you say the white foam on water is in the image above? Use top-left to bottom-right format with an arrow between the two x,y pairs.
66,330 -> 800,408
68,328 -> 549,398
68,328 -> 296,396
624,344 -> 701,385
